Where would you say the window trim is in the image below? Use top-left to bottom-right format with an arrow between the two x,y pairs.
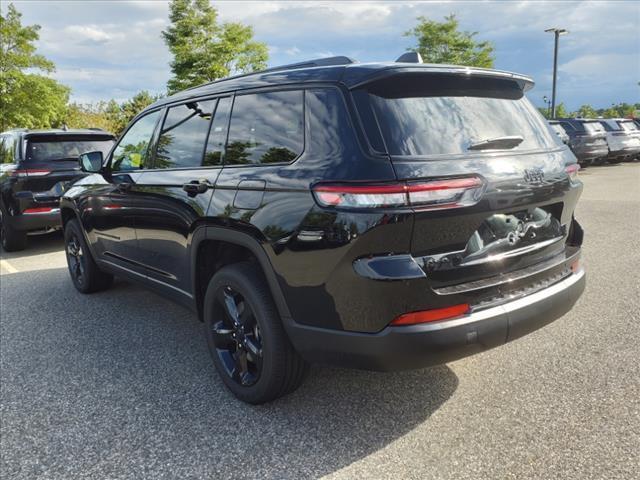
221,87 -> 306,168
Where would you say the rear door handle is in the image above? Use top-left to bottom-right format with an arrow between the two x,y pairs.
183,179 -> 212,196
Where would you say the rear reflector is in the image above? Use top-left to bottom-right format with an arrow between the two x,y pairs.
313,176 -> 484,210
23,207 -> 57,214
390,304 -> 470,326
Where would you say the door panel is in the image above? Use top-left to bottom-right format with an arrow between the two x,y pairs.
133,169 -> 219,293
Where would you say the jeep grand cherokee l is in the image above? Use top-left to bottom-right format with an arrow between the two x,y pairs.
60,56 -> 585,404
0,128 -> 115,251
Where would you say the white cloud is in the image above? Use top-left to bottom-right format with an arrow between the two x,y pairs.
10,0 -> 639,109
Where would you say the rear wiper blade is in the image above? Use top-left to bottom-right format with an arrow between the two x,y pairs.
467,135 -> 524,151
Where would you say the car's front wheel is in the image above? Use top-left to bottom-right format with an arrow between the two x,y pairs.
64,219 -> 113,293
203,262 -> 308,404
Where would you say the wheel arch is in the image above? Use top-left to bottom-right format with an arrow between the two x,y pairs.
191,226 -> 292,324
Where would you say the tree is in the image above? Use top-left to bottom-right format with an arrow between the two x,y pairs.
576,104 -> 597,118
554,103 -> 569,118
0,3 -> 69,130
162,0 -> 268,93
404,14 -> 495,68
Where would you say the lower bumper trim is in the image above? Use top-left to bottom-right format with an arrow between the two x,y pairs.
286,269 -> 586,371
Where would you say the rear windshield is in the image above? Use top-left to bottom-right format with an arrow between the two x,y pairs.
26,137 -> 114,162
620,121 -> 638,132
582,122 -> 605,133
359,74 -> 559,157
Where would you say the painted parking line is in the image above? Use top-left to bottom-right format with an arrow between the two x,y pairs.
0,259 -> 19,274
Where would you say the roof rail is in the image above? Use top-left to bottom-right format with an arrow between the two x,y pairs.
261,56 -> 357,74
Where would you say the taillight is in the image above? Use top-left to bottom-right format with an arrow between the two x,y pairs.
23,207 -> 58,214
565,164 -> 580,181
390,304 -> 470,326
10,169 -> 51,177
312,176 -> 485,210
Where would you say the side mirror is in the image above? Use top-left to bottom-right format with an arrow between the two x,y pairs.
79,151 -> 104,173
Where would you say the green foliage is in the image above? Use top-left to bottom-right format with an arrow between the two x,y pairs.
554,103 -> 569,118
576,104 -> 598,118
404,14 -> 495,68
162,0 -> 268,93
0,3 -> 69,130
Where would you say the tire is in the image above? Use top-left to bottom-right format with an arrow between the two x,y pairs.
64,219 -> 113,293
203,262 -> 308,404
0,217 -> 27,252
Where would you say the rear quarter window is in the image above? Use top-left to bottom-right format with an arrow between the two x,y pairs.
225,90 -> 304,165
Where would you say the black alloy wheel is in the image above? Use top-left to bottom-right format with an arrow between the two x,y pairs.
66,231 -> 86,286
204,262 -> 308,404
210,285 -> 263,386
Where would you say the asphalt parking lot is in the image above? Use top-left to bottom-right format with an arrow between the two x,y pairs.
1,163 -> 639,480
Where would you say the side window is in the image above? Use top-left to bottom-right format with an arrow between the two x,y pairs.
0,135 -> 15,164
154,100 -> 215,169
111,111 -> 161,172
226,90 -> 304,165
203,97 -> 232,166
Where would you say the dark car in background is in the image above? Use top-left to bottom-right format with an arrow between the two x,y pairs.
0,128 -> 115,251
554,118 -> 608,166
598,119 -> 640,163
60,56 -> 585,404
548,121 -> 570,145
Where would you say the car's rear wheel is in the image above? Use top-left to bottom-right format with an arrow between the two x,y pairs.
0,209 -> 27,252
64,219 -> 113,293
204,262 -> 308,404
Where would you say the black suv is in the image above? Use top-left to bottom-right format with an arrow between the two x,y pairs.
60,56 -> 585,404
0,128 -> 115,251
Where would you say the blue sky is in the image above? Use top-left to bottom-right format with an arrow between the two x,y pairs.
9,0 -> 640,110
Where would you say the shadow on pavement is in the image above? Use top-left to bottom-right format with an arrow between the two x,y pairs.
1,268 -> 458,479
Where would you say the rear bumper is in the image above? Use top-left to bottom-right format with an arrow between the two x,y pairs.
6,208 -> 61,231
287,269 -> 585,371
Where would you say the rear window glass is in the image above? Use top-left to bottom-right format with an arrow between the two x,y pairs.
360,74 -> 559,156
26,138 -> 114,162
226,90 -> 304,165
620,121 -> 638,132
583,122 -> 605,133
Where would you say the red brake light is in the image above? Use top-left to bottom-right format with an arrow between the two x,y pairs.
313,177 -> 484,210
23,207 -> 56,214
565,164 -> 580,181
391,304 -> 470,326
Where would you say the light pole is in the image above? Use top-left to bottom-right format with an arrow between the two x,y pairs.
545,28 -> 568,119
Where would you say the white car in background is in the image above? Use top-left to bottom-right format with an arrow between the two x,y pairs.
599,118 -> 640,163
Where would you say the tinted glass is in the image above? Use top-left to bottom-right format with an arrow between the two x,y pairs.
583,122 -> 605,133
226,90 -> 304,165
155,100 -> 215,169
620,121 -> 638,132
112,111 -> 161,171
204,97 -> 231,166
361,74 -> 557,156
25,138 -> 113,162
